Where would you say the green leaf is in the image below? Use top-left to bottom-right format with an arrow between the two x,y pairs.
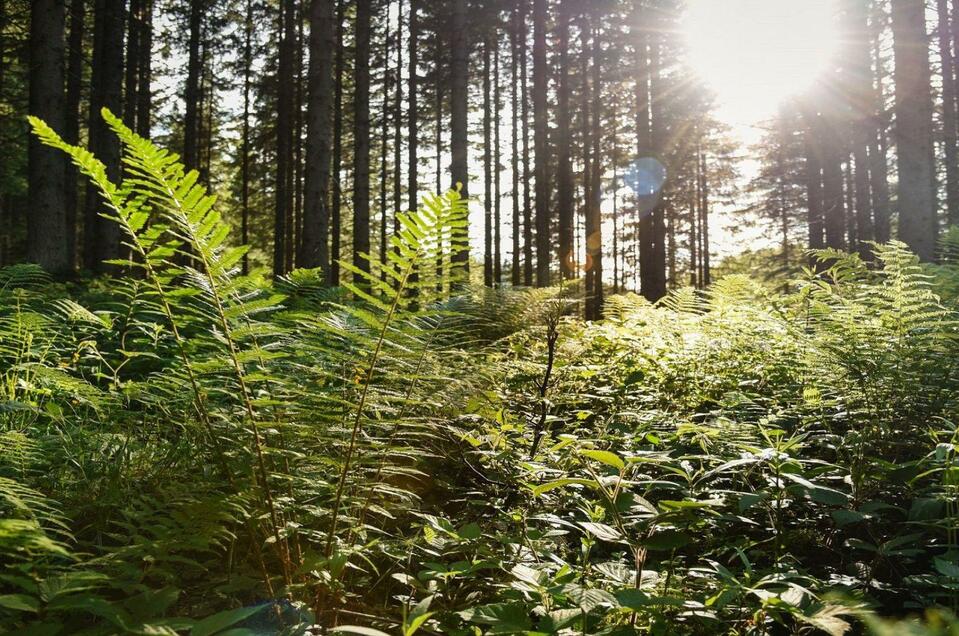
579,522 -> 623,543
330,627 -> 392,636
580,449 -> 626,471
458,602 -> 532,633
645,529 -> 691,551
530,478 -> 597,496
191,605 -> 267,636
0,594 -> 39,613
935,557 -> 959,579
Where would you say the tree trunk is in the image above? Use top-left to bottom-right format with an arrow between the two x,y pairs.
28,0 -> 69,274
845,0 -> 874,257
521,0 -> 533,286
891,0 -> 938,260
449,0 -> 469,268
587,17 -> 603,319
379,18 -> 391,277
510,4 -> 521,286
938,0 -> 959,225
483,33 -> 493,286
136,0 -> 152,137
353,0 -> 372,278
64,0 -> 85,270
302,0 -> 333,273
274,0 -> 295,275
392,0 -> 403,243
84,0 -> 125,273
870,5 -> 891,243
804,122 -> 825,250
183,0 -> 202,172
556,0 -> 573,280
331,0 -> 344,284
532,0 -> 550,286
493,37 -> 502,284
240,0 -> 252,274
407,0 -> 419,293
123,0 -> 140,128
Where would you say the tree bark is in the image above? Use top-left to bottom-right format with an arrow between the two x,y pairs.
274,0 -> 295,275
483,33 -> 493,286
28,0 -> 69,274
302,0 -> 333,273
587,16 -> 603,319
353,0 -> 372,278
331,0 -> 344,284
183,0 -> 202,172
510,5 -> 521,286
64,0 -> 85,270
136,0 -> 151,137
83,0 -> 125,273
556,0 -> 573,280
532,0 -> 550,286
938,0 -> 959,225
449,0 -> 469,268
521,0 -> 533,286
891,0 -> 938,260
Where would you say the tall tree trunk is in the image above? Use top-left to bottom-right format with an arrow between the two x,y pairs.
556,0 -> 573,280
521,0 -> 533,286
510,4 -> 521,286
532,0 -> 550,285
846,0 -> 874,257
483,33 -> 493,286
819,112 -> 847,250
804,122 -> 825,250
587,17 -> 603,319
407,0 -> 418,292
449,0 -> 469,268
84,0 -> 125,273
870,5 -> 891,243
302,0 -> 333,273
123,0 -> 140,128
331,0 -> 344,284
392,0 -> 403,241
379,19 -> 391,277
891,0 -> 938,260
64,0 -> 85,270
183,0 -> 202,172
493,37 -> 502,284
28,0 -> 69,274
699,148 -> 710,286
136,0 -> 151,137
938,0 -> 959,225
240,0 -> 252,274
292,7 -> 304,270
353,0 -> 372,278
274,0 -> 295,275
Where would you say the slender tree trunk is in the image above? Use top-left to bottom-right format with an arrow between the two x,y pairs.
124,0 -> 140,128
84,0 -> 125,273
493,37 -> 502,284
274,0 -> 295,275
28,0 -> 69,274
556,0 -> 573,280
353,0 -> 372,278
483,34 -> 493,286
521,1 -> 533,286
819,113 -> 847,250
331,0 -> 344,284
846,0 -> 874,256
891,0 -> 938,260
407,0 -> 419,291
870,6 -> 891,243
700,149 -> 711,286
392,0 -> 403,239
64,0 -> 85,270
533,0 -> 550,285
302,0 -> 333,273
240,0 -> 252,274
511,4 -> 521,286
938,0 -> 959,225
450,0 -> 469,269
379,19 -> 391,277
804,122 -> 825,250
292,6 -> 305,270
183,0 -> 202,172
136,0 -> 151,137
587,17 -> 603,318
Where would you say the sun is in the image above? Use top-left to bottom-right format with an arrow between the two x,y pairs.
683,0 -> 839,124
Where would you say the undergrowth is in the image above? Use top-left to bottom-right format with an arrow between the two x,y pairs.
2,111 -> 959,634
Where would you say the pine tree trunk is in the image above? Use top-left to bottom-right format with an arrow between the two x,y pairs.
136,0 -> 151,137
28,0 -> 69,274
521,0 -> 533,286
274,0 -> 295,275
407,0 -> 419,293
493,38 -> 502,284
392,0 -> 403,240
124,0 -> 140,128
483,33 -> 493,287
891,0 -> 938,260
302,0 -> 333,272
450,0 -> 469,268
532,0 -> 550,286
587,17 -> 603,319
64,0 -> 85,270
804,121 -> 825,250
556,0 -> 573,280
183,0 -> 202,171
331,0 -> 345,284
938,0 -> 959,225
846,0 -> 874,257
379,19 -> 391,276
240,0 -> 252,274
353,0 -> 372,277
84,0 -> 125,273
818,112 -> 847,250
510,4 -> 521,286
870,7 -> 891,243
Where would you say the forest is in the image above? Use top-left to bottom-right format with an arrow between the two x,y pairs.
3,0 -> 959,633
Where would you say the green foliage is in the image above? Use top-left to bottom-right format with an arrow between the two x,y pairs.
4,112 -> 959,634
